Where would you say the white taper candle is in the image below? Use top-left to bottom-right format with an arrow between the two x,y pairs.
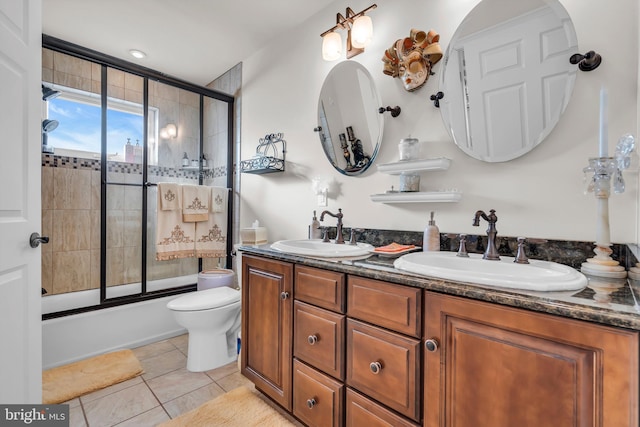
599,87 -> 608,157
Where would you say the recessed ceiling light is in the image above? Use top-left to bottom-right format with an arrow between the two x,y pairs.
129,49 -> 146,59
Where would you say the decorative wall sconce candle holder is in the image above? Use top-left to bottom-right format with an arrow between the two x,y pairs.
240,132 -> 287,174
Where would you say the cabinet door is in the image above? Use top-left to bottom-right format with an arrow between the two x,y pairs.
346,388 -> 420,427
346,319 -> 421,421
424,291 -> 639,427
293,359 -> 344,427
348,276 -> 422,338
294,301 -> 345,379
295,265 -> 346,313
241,255 -> 293,410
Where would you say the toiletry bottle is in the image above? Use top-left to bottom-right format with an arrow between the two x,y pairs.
423,211 -> 440,251
133,139 -> 143,163
309,210 -> 322,239
124,138 -> 134,163
182,152 -> 189,167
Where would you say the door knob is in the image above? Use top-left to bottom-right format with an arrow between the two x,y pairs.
306,398 -> 317,409
307,335 -> 318,345
280,291 -> 290,300
29,232 -> 49,248
369,361 -> 382,374
425,338 -> 439,352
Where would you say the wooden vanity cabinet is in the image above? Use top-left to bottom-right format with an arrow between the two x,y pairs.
424,291 -> 639,427
241,255 -> 293,411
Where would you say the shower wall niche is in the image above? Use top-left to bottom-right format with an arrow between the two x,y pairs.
41,41 -> 234,314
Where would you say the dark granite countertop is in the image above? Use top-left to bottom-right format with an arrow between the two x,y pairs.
239,244 -> 640,332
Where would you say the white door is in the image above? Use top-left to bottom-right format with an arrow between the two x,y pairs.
0,0 -> 42,403
461,7 -> 575,162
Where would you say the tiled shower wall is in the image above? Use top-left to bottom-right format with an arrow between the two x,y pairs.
41,47 -> 232,296
41,156 -> 228,296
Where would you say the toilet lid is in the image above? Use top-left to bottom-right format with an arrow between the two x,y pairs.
167,287 -> 240,311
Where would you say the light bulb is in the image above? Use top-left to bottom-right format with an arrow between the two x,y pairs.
322,32 -> 342,61
351,15 -> 373,48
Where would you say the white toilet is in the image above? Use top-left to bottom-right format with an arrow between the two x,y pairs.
167,269 -> 241,372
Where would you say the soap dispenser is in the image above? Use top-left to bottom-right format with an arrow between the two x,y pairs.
423,211 -> 440,251
309,210 -> 322,239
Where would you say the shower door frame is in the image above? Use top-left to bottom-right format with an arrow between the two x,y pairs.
42,35 -> 235,319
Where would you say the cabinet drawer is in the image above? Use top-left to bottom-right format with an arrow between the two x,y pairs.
293,359 -> 344,427
347,276 -> 421,337
294,301 -> 345,380
346,388 -> 420,427
295,265 -> 345,313
346,319 -> 421,421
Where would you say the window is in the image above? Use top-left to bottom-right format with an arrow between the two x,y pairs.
44,84 -> 158,163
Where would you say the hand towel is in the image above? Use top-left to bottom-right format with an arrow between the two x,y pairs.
156,188 -> 195,261
210,186 -> 228,213
195,188 -> 228,258
373,242 -> 416,253
182,184 -> 210,222
157,182 -> 181,211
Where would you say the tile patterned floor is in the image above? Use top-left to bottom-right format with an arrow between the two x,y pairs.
64,334 -> 300,426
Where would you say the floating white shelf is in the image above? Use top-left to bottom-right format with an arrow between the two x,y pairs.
377,157 -> 451,175
370,191 -> 462,204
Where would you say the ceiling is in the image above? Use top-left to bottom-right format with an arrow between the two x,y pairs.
42,0 -> 336,87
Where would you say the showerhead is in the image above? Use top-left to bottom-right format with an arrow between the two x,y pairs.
42,119 -> 59,133
42,84 -> 60,101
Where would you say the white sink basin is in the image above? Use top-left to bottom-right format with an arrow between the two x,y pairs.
271,239 -> 374,258
394,251 -> 587,291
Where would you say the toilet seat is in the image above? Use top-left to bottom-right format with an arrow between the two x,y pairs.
167,287 -> 240,311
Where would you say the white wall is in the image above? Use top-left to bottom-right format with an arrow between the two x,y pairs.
240,0 -> 638,244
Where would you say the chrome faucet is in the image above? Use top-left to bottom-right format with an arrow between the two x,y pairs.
320,208 -> 345,244
472,209 -> 500,260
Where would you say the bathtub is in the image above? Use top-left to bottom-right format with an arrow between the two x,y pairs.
42,275 -> 198,369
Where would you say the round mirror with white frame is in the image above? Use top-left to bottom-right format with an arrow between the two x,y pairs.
439,0 -> 579,162
317,61 -> 383,175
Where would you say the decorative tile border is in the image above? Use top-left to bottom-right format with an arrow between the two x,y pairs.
42,154 -> 227,179
42,154 -> 100,171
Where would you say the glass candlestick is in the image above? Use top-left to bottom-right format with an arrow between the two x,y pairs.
581,135 -> 635,279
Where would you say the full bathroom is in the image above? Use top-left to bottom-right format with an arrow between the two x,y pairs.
1,0 -> 639,425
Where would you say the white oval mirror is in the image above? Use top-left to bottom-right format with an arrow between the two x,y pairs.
439,0 -> 579,162
317,61 -> 383,175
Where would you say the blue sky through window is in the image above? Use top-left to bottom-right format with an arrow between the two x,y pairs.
48,97 -> 144,156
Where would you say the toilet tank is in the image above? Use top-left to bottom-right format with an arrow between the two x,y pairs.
197,269 -> 235,291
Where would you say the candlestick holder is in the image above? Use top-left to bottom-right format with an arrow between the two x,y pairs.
581,134 -> 635,278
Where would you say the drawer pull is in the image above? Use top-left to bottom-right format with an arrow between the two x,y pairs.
280,291 -> 290,300
369,361 -> 382,374
306,398 -> 317,409
307,334 -> 318,345
425,338 -> 439,352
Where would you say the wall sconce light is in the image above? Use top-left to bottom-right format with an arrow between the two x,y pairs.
321,4 -> 377,61
160,123 -> 177,139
